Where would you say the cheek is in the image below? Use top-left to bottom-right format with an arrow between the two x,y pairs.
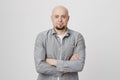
64,18 -> 68,22
52,18 -> 57,23
63,20 -> 68,24
52,20 -> 57,25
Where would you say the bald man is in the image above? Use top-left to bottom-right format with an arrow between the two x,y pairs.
34,5 -> 86,80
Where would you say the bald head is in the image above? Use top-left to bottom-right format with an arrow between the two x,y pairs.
52,5 -> 69,16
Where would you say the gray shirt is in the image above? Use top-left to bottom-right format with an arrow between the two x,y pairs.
34,28 -> 86,80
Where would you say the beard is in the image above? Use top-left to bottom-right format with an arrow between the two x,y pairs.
55,26 -> 65,30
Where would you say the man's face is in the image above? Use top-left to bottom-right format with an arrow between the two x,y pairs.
51,7 -> 69,30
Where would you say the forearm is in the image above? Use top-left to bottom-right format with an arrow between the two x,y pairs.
34,57 -> 58,75
34,44 -> 58,75
56,50 -> 85,73
56,59 -> 85,73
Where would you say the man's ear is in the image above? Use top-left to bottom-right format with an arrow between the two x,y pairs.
51,15 -> 54,23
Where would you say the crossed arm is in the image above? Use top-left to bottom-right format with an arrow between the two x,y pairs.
46,53 -> 79,66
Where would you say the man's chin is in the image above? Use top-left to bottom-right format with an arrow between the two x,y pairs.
55,26 -> 65,30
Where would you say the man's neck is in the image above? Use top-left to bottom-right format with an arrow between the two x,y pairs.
54,28 -> 67,35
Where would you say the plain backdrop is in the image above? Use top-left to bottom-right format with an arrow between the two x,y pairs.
0,0 -> 120,80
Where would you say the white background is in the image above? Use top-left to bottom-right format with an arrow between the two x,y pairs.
0,0 -> 120,80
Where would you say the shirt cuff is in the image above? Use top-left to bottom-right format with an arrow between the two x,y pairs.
56,60 -> 64,72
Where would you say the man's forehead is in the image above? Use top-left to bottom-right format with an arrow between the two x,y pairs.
52,14 -> 67,16
52,11 -> 67,15
52,9 -> 67,14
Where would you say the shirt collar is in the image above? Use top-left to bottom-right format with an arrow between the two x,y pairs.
51,28 -> 71,37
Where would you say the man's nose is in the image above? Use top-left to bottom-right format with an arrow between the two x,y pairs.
58,17 -> 62,22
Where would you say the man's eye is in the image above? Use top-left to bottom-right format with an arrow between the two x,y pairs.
55,16 -> 59,18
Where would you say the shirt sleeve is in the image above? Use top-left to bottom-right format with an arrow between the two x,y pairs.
34,33 -> 57,75
56,33 -> 86,73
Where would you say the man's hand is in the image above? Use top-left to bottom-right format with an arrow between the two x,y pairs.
70,54 -> 79,60
46,58 -> 57,66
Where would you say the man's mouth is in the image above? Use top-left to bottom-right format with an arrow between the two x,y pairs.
57,23 -> 63,26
